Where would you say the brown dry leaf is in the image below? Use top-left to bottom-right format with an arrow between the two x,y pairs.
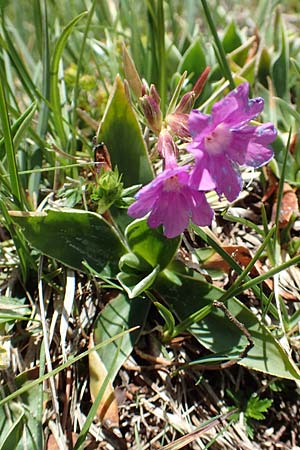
88,334 -> 119,429
46,435 -> 60,450
271,182 -> 299,228
261,167 -> 278,203
202,245 -> 300,300
203,245 -> 259,276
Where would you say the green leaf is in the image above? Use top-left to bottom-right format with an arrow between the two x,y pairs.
246,395 -> 273,420
272,134 -> 300,187
0,296 -> 30,324
96,74 -> 154,187
228,36 -> 254,69
222,21 -> 242,54
0,403 -> 25,450
93,292 -> 150,380
0,102 -> 37,159
156,272 -> 300,380
117,264 -> 160,298
50,11 -> 87,147
272,8 -> 289,99
0,76 -> 23,208
11,209 -> 126,276
178,38 -> 206,86
257,47 -> 271,87
125,218 -> 181,270
154,301 -> 176,337
119,252 -> 152,274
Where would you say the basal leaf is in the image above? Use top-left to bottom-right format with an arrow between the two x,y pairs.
257,47 -> 271,87
222,21 -> 242,55
272,8 -> 289,100
0,403 -> 24,450
178,38 -> 206,86
93,292 -> 150,381
125,218 -> 181,270
96,74 -> 154,187
11,209 -> 126,276
117,264 -> 160,298
156,272 -> 300,380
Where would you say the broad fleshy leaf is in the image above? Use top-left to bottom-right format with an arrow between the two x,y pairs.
96,74 -> 154,187
117,264 -> 160,298
222,20 -> 243,55
125,218 -> 181,270
94,292 -> 150,381
0,403 -> 25,450
156,272 -> 300,380
0,378 -> 43,450
178,39 -> 206,86
272,8 -> 289,100
11,209 -> 126,276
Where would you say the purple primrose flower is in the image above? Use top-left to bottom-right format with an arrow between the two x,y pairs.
187,83 -> 277,201
128,165 -> 214,238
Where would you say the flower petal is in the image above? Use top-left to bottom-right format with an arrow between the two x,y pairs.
148,191 -> 189,238
213,156 -> 242,201
213,83 -> 264,129
228,123 -> 276,167
211,93 -> 239,126
188,110 -> 212,142
190,191 -> 214,226
244,143 -> 274,168
189,153 -> 216,191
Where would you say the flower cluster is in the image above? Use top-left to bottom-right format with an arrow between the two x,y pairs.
128,82 -> 277,238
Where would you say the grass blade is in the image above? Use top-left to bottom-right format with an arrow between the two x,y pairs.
199,0 -> 235,90
0,77 -> 23,208
50,11 -> 87,148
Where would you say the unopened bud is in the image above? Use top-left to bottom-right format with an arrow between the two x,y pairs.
140,85 -> 162,135
174,91 -> 196,114
149,84 -> 161,105
193,66 -> 210,100
91,167 -> 123,214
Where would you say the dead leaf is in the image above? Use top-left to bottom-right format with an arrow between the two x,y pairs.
88,334 -> 119,429
47,433 -> 77,450
203,244 -> 300,301
271,182 -> 299,228
46,435 -> 59,450
261,167 -> 278,203
203,245 -> 259,276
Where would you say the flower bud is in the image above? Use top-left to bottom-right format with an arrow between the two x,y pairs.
193,66 -> 210,100
91,167 -> 123,214
173,66 -> 211,115
149,84 -> 161,105
140,85 -> 162,135
174,91 -> 196,114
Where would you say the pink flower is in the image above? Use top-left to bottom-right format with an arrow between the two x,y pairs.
187,83 -> 277,201
128,165 -> 214,238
